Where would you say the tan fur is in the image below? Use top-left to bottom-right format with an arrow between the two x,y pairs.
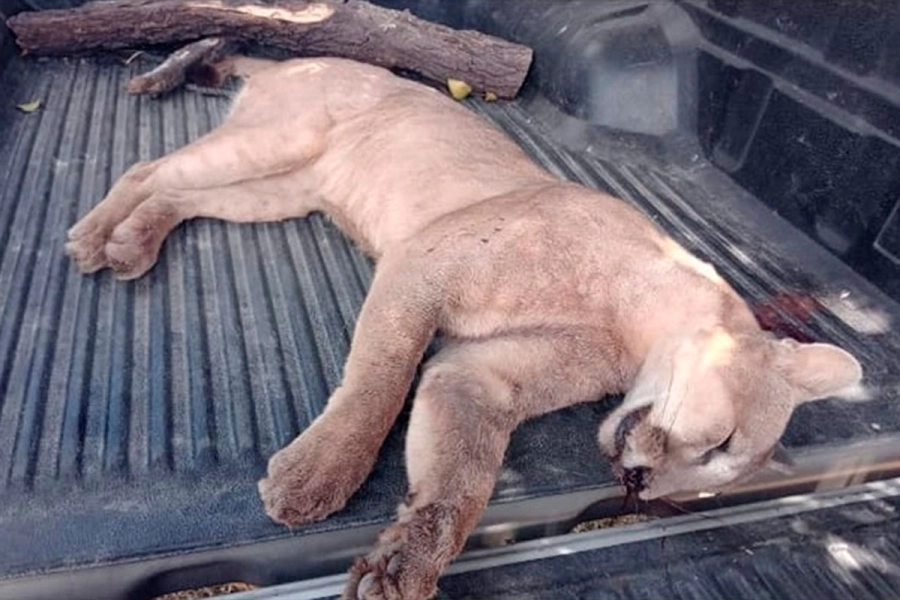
66,57 -> 865,600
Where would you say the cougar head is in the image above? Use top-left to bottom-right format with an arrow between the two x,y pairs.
598,327 -> 865,500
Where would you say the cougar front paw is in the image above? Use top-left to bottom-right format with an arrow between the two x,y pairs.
258,429 -> 374,527
344,520 -> 441,600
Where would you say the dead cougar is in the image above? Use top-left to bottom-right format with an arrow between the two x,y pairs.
66,57 -> 865,600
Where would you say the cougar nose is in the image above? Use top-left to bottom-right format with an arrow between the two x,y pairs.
622,466 -> 650,493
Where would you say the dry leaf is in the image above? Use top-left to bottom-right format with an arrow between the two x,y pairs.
124,51 -> 144,65
484,91 -> 498,102
16,100 -> 42,113
447,78 -> 472,101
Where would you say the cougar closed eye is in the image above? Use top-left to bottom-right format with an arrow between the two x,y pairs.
700,429 -> 735,464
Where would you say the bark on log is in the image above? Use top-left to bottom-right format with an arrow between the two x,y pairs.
7,0 -> 533,98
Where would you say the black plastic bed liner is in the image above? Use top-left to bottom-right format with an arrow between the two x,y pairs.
2,3 -> 900,599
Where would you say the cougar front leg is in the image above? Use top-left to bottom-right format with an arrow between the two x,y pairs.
258,256 -> 443,526
346,357 -> 519,600
343,330 -> 618,600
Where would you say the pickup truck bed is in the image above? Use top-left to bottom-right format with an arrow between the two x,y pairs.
2,1 -> 900,599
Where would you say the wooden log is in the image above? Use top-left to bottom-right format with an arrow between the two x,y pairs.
7,0 -> 533,98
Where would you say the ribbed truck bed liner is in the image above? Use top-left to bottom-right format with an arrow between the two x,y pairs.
1,54 -> 899,599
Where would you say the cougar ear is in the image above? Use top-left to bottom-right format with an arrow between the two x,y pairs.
776,340 -> 866,404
